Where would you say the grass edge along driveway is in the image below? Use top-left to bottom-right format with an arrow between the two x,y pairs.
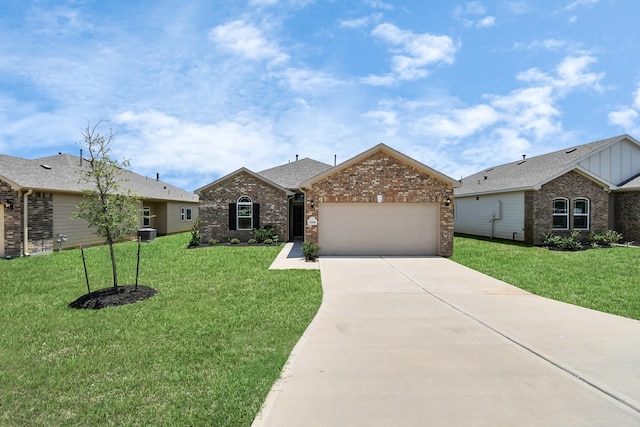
0,233 -> 322,426
451,235 -> 640,321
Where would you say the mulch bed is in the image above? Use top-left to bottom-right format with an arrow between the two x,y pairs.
69,285 -> 157,310
188,242 -> 283,249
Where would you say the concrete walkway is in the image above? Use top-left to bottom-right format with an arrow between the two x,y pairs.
253,257 -> 640,426
269,239 -> 319,270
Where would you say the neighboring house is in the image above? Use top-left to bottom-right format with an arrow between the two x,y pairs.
454,134 -> 640,245
0,152 -> 199,257
197,143 -> 459,256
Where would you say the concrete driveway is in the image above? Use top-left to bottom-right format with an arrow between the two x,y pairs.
253,257 -> 640,426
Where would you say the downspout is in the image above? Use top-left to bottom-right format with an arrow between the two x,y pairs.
23,188 -> 33,256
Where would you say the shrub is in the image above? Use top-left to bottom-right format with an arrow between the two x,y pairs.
543,232 -> 562,247
230,238 -> 240,244
544,231 -> 582,250
588,230 -> 623,247
189,217 -> 201,247
263,238 -> 273,245
602,230 -> 623,245
209,238 -> 220,245
558,231 -> 583,250
254,226 -> 276,243
248,239 -> 257,245
302,240 -> 320,261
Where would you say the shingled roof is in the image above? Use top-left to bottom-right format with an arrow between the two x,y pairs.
0,153 -> 198,202
257,158 -> 333,190
455,135 -> 633,197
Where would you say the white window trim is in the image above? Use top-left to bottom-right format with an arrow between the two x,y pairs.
552,197 -> 569,230
573,198 -> 590,230
237,196 -> 253,230
143,206 -> 151,227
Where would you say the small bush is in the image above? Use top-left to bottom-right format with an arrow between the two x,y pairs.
254,226 -> 276,243
302,240 -> 320,260
588,230 -> 623,247
559,231 -> 583,250
209,239 -> 220,245
543,232 -> 562,247
230,238 -> 240,244
263,238 -> 273,245
189,217 -> 201,247
544,231 -> 582,250
602,230 -> 623,245
248,238 -> 257,244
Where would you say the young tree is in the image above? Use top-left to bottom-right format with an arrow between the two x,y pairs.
74,121 -> 139,288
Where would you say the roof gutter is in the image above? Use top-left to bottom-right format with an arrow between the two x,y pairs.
23,188 -> 33,256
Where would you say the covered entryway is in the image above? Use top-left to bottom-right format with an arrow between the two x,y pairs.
318,203 -> 439,256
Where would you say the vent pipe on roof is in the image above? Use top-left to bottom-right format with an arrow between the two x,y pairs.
80,149 -> 83,166
522,154 -> 526,160
334,154 -> 337,166
156,173 -> 160,181
296,154 -> 298,161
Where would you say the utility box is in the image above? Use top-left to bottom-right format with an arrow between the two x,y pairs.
138,228 -> 157,242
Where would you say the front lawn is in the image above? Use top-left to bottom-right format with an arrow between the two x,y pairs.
451,235 -> 640,320
0,234 -> 322,426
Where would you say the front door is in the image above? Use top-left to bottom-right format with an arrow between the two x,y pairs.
292,204 -> 304,238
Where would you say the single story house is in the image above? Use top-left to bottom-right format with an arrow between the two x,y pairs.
454,134 -> 640,245
0,152 -> 199,257
197,143 -> 459,256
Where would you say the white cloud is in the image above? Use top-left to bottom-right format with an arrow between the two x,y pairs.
339,14 -> 382,29
517,55 -> 604,94
608,84 -> 640,134
369,23 -> 457,83
608,108 -> 638,129
453,2 -> 495,28
415,104 -> 500,139
477,16 -> 496,28
114,110 -> 288,189
561,0 -> 598,12
208,20 -> 289,65
278,67 -> 344,95
364,0 -> 394,10
633,87 -> 640,110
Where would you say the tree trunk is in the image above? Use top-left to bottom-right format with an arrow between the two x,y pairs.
108,238 -> 118,288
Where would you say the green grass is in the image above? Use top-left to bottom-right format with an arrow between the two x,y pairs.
0,234 -> 322,426
451,235 -> 640,320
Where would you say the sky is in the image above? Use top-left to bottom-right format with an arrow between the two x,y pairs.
2,0 -> 640,192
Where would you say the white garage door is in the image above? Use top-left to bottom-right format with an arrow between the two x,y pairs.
318,203 -> 440,256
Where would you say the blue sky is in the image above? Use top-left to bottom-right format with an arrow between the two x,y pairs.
2,0 -> 640,191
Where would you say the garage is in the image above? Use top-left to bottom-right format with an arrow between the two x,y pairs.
318,203 -> 440,256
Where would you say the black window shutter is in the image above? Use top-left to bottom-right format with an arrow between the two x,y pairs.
229,203 -> 237,230
253,203 -> 260,229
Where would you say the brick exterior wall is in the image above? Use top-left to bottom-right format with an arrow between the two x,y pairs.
198,171 -> 289,243
614,191 -> 640,243
1,179 -> 21,257
304,151 -> 455,256
26,193 -> 54,255
0,183 -> 54,256
525,170 -> 610,245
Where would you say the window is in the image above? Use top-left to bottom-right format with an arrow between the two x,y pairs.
573,198 -> 589,230
237,196 -> 253,230
180,207 -> 193,222
552,198 -> 568,230
143,206 -> 151,227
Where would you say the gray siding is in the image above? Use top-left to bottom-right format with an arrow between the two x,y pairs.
454,192 -> 525,241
